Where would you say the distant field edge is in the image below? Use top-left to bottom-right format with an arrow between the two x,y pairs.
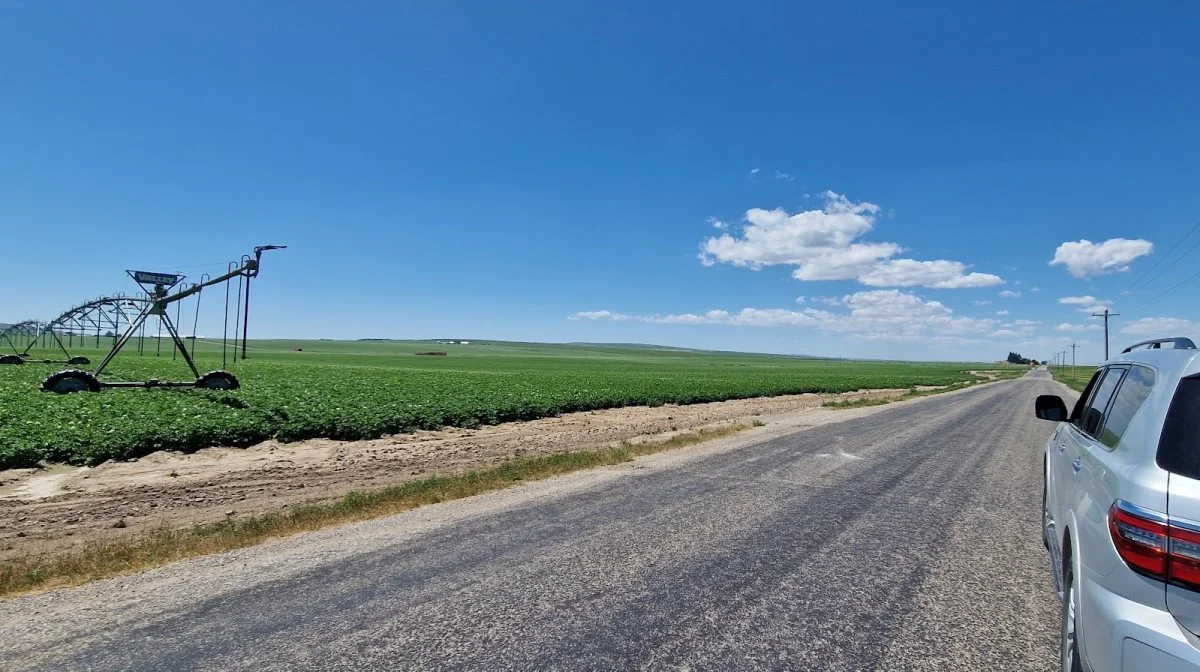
0,423 -> 753,599
0,345 -> 1016,470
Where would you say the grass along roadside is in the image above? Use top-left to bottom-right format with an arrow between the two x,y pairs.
0,423 -> 752,599
821,368 -> 1027,409
1049,366 -> 1097,392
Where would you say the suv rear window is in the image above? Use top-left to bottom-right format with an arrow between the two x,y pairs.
1081,367 -> 1125,436
1098,365 -> 1155,449
1158,376 -> 1200,478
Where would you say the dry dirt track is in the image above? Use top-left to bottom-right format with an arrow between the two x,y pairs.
0,371 -> 1069,671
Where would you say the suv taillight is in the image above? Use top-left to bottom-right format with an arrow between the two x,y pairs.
1109,500 -> 1200,591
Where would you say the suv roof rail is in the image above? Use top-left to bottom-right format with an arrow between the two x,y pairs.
1121,337 -> 1198,354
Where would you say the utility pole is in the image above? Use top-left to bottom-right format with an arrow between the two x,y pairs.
1091,309 -> 1121,360
1069,343 -> 1079,376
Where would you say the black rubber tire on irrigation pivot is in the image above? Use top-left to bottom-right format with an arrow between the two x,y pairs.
67,356 -> 91,365
195,371 -> 240,391
0,355 -> 23,365
42,370 -> 102,394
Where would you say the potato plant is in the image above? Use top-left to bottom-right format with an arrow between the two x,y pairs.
0,340 -> 996,468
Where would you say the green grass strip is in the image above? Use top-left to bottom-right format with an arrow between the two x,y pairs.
1049,367 -> 1095,392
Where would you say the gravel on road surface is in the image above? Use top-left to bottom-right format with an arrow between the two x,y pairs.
0,371 -> 1070,671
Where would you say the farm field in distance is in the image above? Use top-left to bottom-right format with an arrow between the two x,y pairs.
1048,365 -> 1097,392
0,338 -> 1013,469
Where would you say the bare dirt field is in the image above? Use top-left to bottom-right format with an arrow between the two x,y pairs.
0,386 -> 924,561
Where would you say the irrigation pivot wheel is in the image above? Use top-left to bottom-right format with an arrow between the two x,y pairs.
42,370 -> 102,394
0,355 -> 22,365
196,371 -> 240,390
67,356 -> 91,365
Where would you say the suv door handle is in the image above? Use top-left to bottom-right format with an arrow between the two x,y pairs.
1072,458 -> 1082,473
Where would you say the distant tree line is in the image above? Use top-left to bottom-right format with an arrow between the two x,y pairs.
1006,352 -> 1040,365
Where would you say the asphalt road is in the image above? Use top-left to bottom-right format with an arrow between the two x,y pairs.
1,372 -> 1067,671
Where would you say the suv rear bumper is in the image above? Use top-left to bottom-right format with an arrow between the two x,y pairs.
1082,566 -> 1200,671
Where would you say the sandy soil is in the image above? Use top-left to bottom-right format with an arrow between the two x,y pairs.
0,386 -> 917,560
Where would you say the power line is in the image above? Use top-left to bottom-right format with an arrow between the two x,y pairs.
1123,222 -> 1200,292
1127,236 -> 1200,296
1137,267 -> 1200,314
1128,219 -> 1195,290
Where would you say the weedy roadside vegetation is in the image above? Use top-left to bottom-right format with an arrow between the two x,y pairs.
0,424 -> 750,598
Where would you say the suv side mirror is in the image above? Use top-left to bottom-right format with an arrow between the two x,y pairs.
1035,395 -> 1069,422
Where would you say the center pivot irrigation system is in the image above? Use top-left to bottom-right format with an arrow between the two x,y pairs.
1,295 -> 148,366
40,245 -> 286,394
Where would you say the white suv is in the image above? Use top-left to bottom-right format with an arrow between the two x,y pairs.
1038,337 -> 1200,672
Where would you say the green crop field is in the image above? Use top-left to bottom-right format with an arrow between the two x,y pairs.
0,339 -> 1013,469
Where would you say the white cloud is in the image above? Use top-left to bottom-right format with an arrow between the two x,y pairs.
774,170 -> 794,182
575,308 -> 816,328
996,310 -> 1010,315
749,168 -> 760,176
1120,317 -> 1200,336
998,290 -> 1021,298
1050,238 -> 1154,278
971,300 -> 991,306
991,329 -> 1019,338
794,296 -> 806,304
1055,323 -> 1102,332
570,310 -> 631,321
706,216 -> 728,231
569,290 -> 997,342
1031,287 -> 1041,292
858,259 -> 1003,289
699,191 -> 1003,289
1058,295 -> 1097,305
1014,319 -> 1042,326
700,193 -> 883,270
803,290 -> 998,340
1056,296 -> 1113,314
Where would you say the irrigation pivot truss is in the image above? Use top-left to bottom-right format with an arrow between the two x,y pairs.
41,245 -> 286,394
0,321 -> 44,364
1,296 -> 150,366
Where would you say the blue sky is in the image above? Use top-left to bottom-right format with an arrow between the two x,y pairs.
2,1 -> 1199,362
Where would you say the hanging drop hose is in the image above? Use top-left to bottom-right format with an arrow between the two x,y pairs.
221,261 -> 236,369
172,299 -> 182,361
191,275 -> 208,361
231,271 -> 244,369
